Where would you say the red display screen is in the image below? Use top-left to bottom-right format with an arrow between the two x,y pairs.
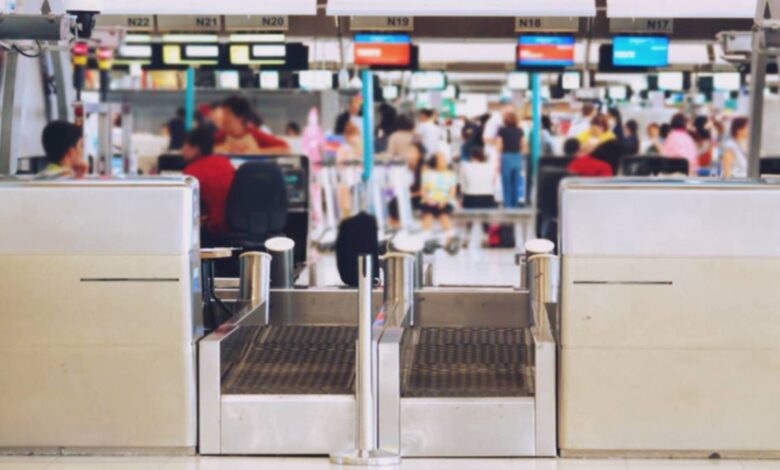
354,34 -> 411,67
517,36 -> 575,68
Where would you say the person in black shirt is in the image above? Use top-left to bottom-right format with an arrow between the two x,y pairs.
162,108 -> 186,151
406,141 -> 427,210
496,112 -> 526,208
334,95 -> 363,136
623,120 -> 641,156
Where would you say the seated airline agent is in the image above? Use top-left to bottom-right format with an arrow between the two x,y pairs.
215,96 -> 290,155
181,127 -> 236,246
39,121 -> 87,178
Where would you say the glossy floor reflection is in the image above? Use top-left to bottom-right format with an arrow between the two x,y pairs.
0,456 -> 778,470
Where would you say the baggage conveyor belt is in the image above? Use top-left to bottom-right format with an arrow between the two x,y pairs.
220,325 -> 531,398
222,325 -> 357,395
401,327 -> 532,398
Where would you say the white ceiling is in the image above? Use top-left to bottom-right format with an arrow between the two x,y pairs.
102,0 -> 318,15
607,0 -> 757,18
326,0 -> 597,17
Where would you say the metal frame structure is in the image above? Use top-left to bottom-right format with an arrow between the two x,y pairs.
0,0 -> 76,174
748,0 -> 780,177
201,248 -> 558,459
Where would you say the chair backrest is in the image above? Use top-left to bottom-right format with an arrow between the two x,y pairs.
336,212 -> 380,287
621,156 -> 689,176
538,168 -> 571,220
16,156 -> 48,175
760,157 -> 780,176
226,162 -> 289,238
539,156 -> 574,172
157,154 -> 187,174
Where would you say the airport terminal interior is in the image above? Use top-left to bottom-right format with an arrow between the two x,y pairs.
2,0 -> 780,468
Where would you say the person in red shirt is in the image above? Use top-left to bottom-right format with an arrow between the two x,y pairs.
182,127 -> 236,246
214,96 -> 290,155
565,138 -> 614,177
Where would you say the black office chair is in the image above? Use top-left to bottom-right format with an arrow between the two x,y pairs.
621,156 -> 689,177
760,157 -> 780,176
224,161 -> 289,251
536,168 -> 572,246
336,212 -> 380,287
16,156 -> 48,175
157,154 -> 187,173
538,156 -> 574,172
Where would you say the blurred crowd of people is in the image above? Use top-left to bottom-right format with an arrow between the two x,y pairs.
329,96 -> 754,235
559,103 -> 750,178
162,92 -> 752,246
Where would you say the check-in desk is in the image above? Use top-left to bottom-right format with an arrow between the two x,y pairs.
0,178 -> 201,454
559,179 -> 780,458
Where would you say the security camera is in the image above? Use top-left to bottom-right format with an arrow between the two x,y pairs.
64,0 -> 103,39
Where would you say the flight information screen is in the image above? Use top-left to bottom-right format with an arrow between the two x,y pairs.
517,35 -> 575,68
354,34 -> 411,67
613,36 -> 669,68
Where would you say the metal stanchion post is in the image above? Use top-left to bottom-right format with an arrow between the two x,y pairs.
265,237 -> 295,288
382,253 -> 416,327
526,240 -> 560,338
330,255 -> 401,466
239,252 -> 272,323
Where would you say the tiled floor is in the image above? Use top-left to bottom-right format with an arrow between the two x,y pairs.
1,457 -> 778,470
308,247 -> 521,288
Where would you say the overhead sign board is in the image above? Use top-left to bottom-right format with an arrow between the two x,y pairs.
350,16 -> 414,32
102,0 -> 317,16
328,0 -> 596,17
156,15 -> 222,32
224,15 -> 289,31
606,0 -> 754,19
609,18 -> 674,34
515,17 -> 579,33
96,15 -> 155,31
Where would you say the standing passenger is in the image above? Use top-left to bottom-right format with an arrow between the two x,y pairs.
623,120 -> 641,156
662,113 -> 698,175
387,114 -> 416,160
497,112 -> 526,208
721,117 -> 749,178
416,109 -> 441,158
334,95 -> 363,136
643,123 -> 662,154
460,146 -> 497,209
162,108 -> 186,151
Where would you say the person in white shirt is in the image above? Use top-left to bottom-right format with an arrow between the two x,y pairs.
482,111 -> 504,147
721,117 -> 749,178
567,102 -> 596,139
416,109 -> 441,158
460,146 -> 497,209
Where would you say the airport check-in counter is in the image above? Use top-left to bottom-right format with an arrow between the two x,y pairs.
559,179 -> 780,458
203,257 -> 557,457
0,178 -> 201,454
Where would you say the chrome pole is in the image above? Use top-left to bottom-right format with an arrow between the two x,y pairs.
382,253 -> 415,327
357,255 -> 375,453
265,237 -> 295,288
527,253 -> 560,339
330,255 -> 400,466
748,29 -> 767,178
239,251 -> 272,322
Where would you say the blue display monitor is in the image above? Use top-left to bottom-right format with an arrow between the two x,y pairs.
517,35 -> 575,68
613,36 -> 669,68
